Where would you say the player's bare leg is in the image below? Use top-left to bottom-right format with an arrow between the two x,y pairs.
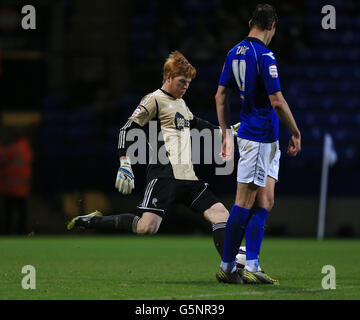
136,212 -> 162,235
255,177 -> 276,211
235,182 -> 259,209
203,202 -> 229,224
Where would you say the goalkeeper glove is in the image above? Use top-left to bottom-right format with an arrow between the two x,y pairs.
230,122 -> 240,136
115,158 -> 135,195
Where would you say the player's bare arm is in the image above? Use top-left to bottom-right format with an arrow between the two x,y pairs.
215,85 -> 234,160
269,91 -> 301,156
215,85 -> 231,133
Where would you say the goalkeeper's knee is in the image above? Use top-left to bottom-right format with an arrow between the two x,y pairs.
204,202 -> 229,224
137,223 -> 159,235
136,216 -> 161,234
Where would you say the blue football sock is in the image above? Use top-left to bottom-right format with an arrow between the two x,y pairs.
222,205 -> 251,264
245,207 -> 269,261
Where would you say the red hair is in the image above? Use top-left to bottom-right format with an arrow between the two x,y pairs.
162,51 -> 196,83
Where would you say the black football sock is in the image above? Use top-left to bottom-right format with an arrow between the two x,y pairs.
212,222 -> 227,258
87,214 -> 139,233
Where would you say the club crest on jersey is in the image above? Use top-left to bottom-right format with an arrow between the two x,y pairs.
152,198 -> 158,207
174,112 -> 190,131
131,106 -> 141,118
269,64 -> 278,78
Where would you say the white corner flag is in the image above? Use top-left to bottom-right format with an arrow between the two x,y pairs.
317,133 -> 338,240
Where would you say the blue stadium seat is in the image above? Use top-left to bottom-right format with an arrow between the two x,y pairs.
41,143 -> 68,157
66,110 -> 95,124
42,110 -> 65,124
42,95 -> 67,110
107,126 -> 120,142
42,125 -> 66,140
68,143 -> 98,157
65,126 -> 94,141
183,0 -> 220,11
130,30 -> 154,43
305,0 -> 352,11
131,14 -> 156,28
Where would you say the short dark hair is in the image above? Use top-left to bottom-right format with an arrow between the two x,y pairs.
249,4 -> 278,30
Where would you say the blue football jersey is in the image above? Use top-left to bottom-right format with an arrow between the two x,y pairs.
219,37 -> 281,143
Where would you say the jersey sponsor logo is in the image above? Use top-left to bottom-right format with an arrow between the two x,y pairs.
174,112 -> 190,131
269,64 -> 278,78
262,52 -> 275,60
131,106 -> 142,118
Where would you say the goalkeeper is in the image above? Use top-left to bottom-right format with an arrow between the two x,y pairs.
68,51 -> 241,280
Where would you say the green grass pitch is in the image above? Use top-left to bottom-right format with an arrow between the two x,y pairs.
0,235 -> 359,300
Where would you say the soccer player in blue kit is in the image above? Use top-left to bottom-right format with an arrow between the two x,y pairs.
215,4 -> 301,284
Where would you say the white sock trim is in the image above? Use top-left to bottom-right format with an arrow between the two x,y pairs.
245,259 -> 259,272
220,261 -> 236,273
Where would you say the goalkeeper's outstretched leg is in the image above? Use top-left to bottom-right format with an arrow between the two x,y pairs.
67,210 -> 161,234
66,177 -> 231,261
67,210 -> 103,230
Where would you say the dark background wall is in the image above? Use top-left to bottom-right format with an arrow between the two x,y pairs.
0,0 -> 359,236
